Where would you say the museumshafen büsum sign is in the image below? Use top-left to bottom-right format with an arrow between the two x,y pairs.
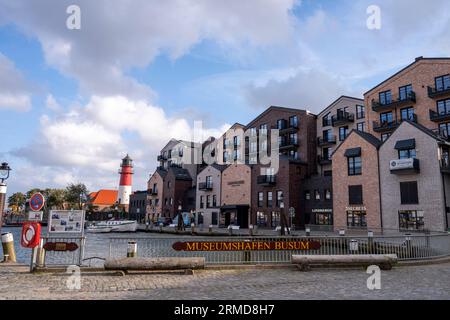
172,241 -> 321,251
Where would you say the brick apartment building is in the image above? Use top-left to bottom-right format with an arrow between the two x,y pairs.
302,96 -> 365,230
244,106 -> 317,229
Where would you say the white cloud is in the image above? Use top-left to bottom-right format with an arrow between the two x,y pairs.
0,53 -> 32,111
45,94 -> 62,112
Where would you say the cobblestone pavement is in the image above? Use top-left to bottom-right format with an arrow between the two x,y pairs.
0,263 -> 449,300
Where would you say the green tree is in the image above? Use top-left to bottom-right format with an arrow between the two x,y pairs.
65,183 -> 89,209
46,189 -> 67,210
7,192 -> 26,209
26,188 -> 43,200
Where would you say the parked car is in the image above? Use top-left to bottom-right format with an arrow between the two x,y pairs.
156,217 -> 172,226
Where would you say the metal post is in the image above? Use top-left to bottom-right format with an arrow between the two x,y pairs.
1,232 -> 16,262
249,224 -> 254,236
0,183 -> 6,236
127,241 -> 137,258
305,227 -> 311,237
368,230 -> 374,254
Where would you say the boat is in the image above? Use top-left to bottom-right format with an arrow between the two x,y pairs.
86,220 -> 138,233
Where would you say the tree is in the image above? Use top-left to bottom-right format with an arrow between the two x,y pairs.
46,189 -> 67,210
65,183 -> 89,209
26,188 -> 42,200
7,192 -> 26,212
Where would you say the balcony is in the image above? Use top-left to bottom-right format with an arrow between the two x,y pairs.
198,182 -> 213,191
279,140 -> 299,151
428,86 -> 450,99
157,155 -> 167,161
318,135 -> 337,147
429,109 -> 450,123
389,158 -> 420,174
279,124 -> 299,135
440,159 -> 450,174
318,155 -> 332,165
322,118 -> 332,127
372,120 -> 400,133
150,189 -> 158,195
371,91 -> 416,112
331,112 -> 355,127
257,175 -> 277,186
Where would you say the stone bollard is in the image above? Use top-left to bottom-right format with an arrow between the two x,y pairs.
1,232 -> 17,263
36,239 -> 45,267
191,223 -> 196,234
249,225 -> 254,236
159,223 -> 163,233
208,224 -> 213,234
305,227 -> 311,237
127,241 -> 137,258
228,225 -> 233,236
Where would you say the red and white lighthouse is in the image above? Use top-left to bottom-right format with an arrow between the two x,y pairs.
117,154 -> 133,206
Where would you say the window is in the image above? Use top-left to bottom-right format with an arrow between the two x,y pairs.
316,213 -> 333,225
233,135 -> 240,147
233,149 -> 240,161
267,192 -> 273,207
170,198 -> 173,205
257,212 -> 268,227
348,156 -> 362,176
325,189 -> 332,200
322,113 -> 332,127
439,122 -> 450,137
277,119 -> 286,130
437,99 -> 450,115
314,190 -> 321,200
276,191 -> 283,207
200,196 -> 204,209
435,74 -> 450,91
399,148 -> 416,159
324,170 -> 332,177
304,191 -> 311,200
356,122 -> 365,132
348,185 -> 363,205
271,212 -> 280,228
168,181 -> 172,188
347,211 -> 367,227
322,147 -> 331,160
289,133 -> 298,145
250,127 -> 257,136
399,85 -> 413,101
289,150 -> 299,160
250,141 -> 257,153
289,115 -> 298,128
379,90 -> 392,105
164,198 -> 168,205
356,105 -> 365,119
380,111 -> 393,124
399,210 -> 424,231
155,199 -> 159,206
206,195 -> 210,208
339,126 -> 348,141
212,195 -> 217,207
260,124 -> 268,135
223,151 -> 228,163
400,107 -> 415,121
381,133 -> 391,142
400,181 -> 419,204
211,212 -> 218,225
258,192 -> 264,207
261,140 -> 267,151
206,176 -> 212,188
323,129 -> 333,141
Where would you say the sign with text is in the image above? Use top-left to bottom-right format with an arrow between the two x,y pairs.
48,210 -> 85,235
29,193 -> 45,211
172,240 -> 321,251
27,211 -> 43,222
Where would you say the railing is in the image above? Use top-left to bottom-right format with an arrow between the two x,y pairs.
331,112 -> 355,126
279,140 -> 299,149
108,234 -> 450,264
150,189 -> 158,195
372,120 -> 400,132
318,136 -> 337,146
372,91 -> 416,112
440,159 -> 450,173
322,118 -> 332,127
318,155 -> 332,165
157,155 -> 167,161
257,175 -> 277,185
198,182 -> 213,191
356,111 -> 365,119
428,85 -> 450,99
429,109 -> 450,122
42,236 -> 86,267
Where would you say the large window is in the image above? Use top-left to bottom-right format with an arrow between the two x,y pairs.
379,90 -> 392,105
347,211 -> 367,227
289,115 -> 298,128
271,212 -> 280,228
381,133 -> 391,142
206,195 -> 210,208
323,129 -> 333,141
325,189 -> 332,200
380,111 -> 393,124
212,212 -> 218,225
356,122 -> 365,132
258,192 -> 264,207
400,181 -> 419,204
289,133 -> 298,145
399,85 -> 413,101
399,210 -> 424,231
437,99 -> 450,115
276,191 -> 283,207
439,122 -> 450,138
212,195 -> 217,207
348,156 -> 362,176
339,126 -> 348,141
277,119 -> 286,130
348,185 -> 363,205
304,191 -> 311,200
435,74 -> 450,91
257,212 -> 268,228
267,192 -> 273,207
314,190 -> 321,200
315,213 -> 333,225
260,124 -> 268,135
400,107 -> 415,121
200,196 -> 204,209
356,105 -> 365,119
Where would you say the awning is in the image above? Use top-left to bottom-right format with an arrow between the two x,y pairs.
394,139 -> 416,150
344,147 -> 361,157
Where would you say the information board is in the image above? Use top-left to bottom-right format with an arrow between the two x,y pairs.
48,210 -> 85,235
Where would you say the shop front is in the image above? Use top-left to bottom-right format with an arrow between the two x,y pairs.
346,206 -> 367,229
220,205 -> 250,229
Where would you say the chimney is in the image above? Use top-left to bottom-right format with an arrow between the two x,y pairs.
415,56 -> 424,62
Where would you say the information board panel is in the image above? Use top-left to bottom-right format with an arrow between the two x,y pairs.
48,210 -> 85,235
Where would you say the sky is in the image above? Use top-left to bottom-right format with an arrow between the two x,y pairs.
0,0 -> 450,196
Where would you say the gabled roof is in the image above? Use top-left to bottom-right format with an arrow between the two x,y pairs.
364,57 -> 450,96
169,166 -> 192,181
382,120 -> 450,146
331,130 -> 381,157
88,190 -> 118,206
245,106 -> 311,128
198,164 -> 229,175
317,95 -> 364,117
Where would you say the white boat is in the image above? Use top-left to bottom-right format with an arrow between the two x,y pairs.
86,220 -> 138,233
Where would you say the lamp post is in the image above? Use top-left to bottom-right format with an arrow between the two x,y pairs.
0,162 -> 12,235
177,202 -> 184,231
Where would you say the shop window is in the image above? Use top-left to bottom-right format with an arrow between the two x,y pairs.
347,211 -> 367,227
399,210 -> 424,231
316,213 -> 333,225
271,211 -> 280,228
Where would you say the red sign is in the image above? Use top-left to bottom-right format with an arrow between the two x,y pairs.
172,241 -> 321,251
21,222 -> 41,248
43,242 -> 79,252
29,193 -> 45,211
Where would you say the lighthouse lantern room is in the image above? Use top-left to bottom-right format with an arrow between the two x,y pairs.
118,154 -> 133,209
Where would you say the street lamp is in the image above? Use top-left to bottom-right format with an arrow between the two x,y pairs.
0,162 -> 12,234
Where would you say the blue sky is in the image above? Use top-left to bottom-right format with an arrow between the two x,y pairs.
0,0 -> 449,195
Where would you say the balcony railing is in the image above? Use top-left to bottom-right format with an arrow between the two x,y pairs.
331,112 -> 355,127
318,135 -> 337,146
150,189 -> 158,195
318,155 -> 332,165
372,120 -> 400,132
279,140 -> 299,150
356,112 -> 366,119
428,85 -> 450,99
322,118 -> 332,127
429,109 -> 450,123
371,91 -> 416,112
157,155 -> 168,161
389,158 -> 420,174
198,182 -> 213,191
440,159 -> 450,174
257,175 -> 277,186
